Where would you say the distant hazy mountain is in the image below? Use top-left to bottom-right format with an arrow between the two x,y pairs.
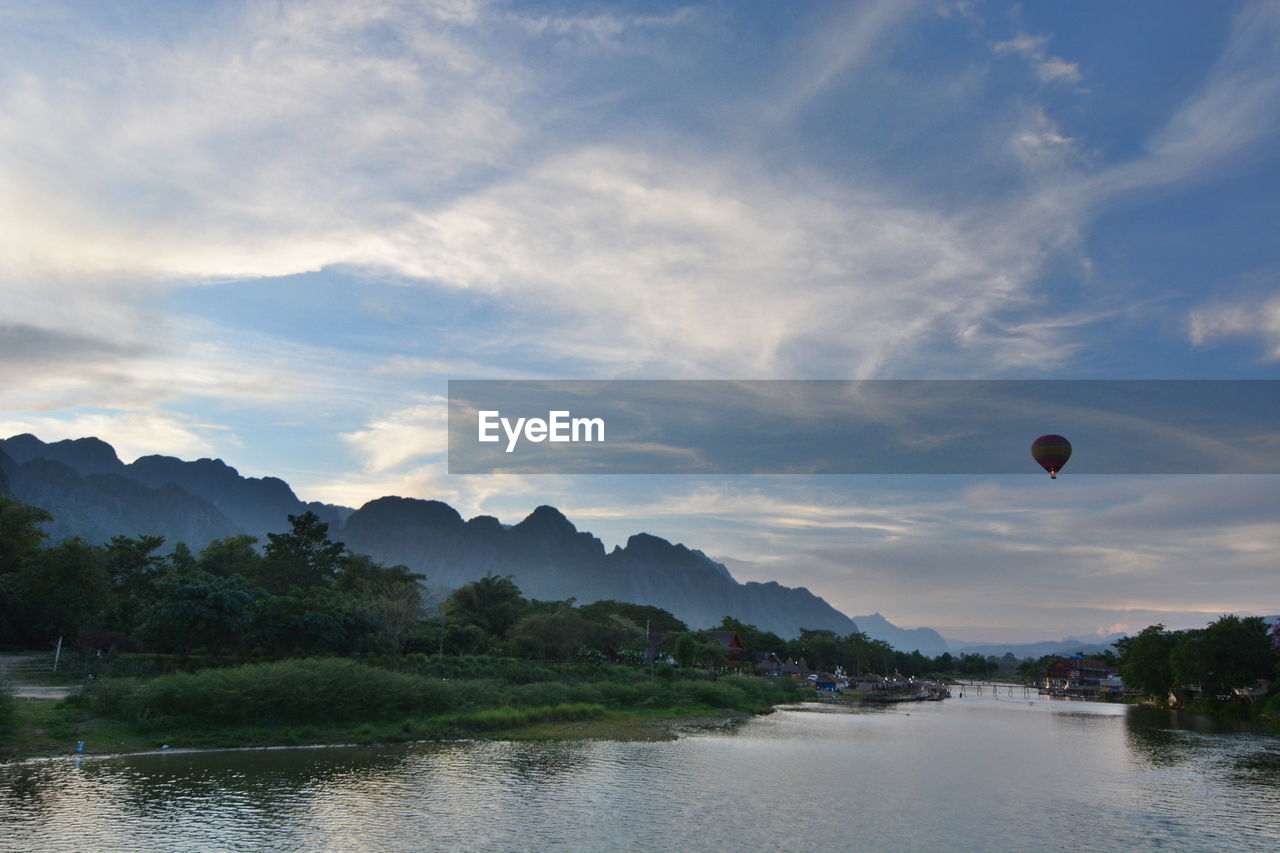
1,434 -> 861,638
1,439 -> 241,546
947,633 -> 1127,659
0,435 -> 349,543
851,612 -> 949,656
340,498 -> 860,637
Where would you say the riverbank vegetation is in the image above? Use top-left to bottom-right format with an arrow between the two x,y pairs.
2,495 -> 1007,679
0,657 -> 808,760
1113,616 -> 1280,722
5,494 -> 1277,758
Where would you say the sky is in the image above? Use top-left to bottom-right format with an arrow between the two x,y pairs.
2,0 -> 1278,643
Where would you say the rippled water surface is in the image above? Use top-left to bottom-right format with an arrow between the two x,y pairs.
3,689 -> 1278,851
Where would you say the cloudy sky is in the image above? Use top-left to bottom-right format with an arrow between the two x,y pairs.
2,0 -> 1278,642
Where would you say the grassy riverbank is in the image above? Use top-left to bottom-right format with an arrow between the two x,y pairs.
1,658 -> 809,762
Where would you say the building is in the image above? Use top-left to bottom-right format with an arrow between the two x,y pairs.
1043,655 -> 1120,697
704,630 -> 748,665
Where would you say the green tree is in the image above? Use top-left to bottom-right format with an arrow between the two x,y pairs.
792,629 -> 842,672
335,552 -> 427,655
673,632 -> 698,668
18,537 -> 109,643
581,600 -> 687,634
102,534 -> 167,632
1016,655 -> 1053,684
1116,624 -> 1178,699
510,605 -> 604,660
443,574 -> 528,640
137,571 -> 255,655
198,534 -> 262,578
168,542 -> 198,575
1192,614 -> 1273,697
256,512 -> 345,594
0,496 -> 51,574
667,631 -> 728,669
249,589 -> 377,656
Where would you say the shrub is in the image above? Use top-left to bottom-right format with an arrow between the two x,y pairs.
0,677 -> 15,727
88,658 -> 458,726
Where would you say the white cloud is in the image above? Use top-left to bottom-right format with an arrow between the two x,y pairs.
1188,292 -> 1280,359
511,6 -> 695,47
341,398 -> 450,473
0,0 -> 524,284
1087,1 -> 1280,200
1010,106 -> 1081,170
297,458 -> 549,519
353,143 -> 1081,378
991,32 -> 1083,86
763,0 -> 925,122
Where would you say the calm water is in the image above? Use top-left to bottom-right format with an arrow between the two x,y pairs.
2,688 -> 1278,852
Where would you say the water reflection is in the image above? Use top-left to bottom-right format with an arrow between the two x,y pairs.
2,696 -> 1278,852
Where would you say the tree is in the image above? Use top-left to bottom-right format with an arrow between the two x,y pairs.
249,589 -> 377,656
335,553 -> 427,655
1016,655 -> 1053,684
198,534 -> 262,578
667,631 -> 728,669
18,538 -> 109,643
137,571 -> 255,655
1116,624 -> 1178,699
509,606 -> 603,660
0,496 -> 51,575
1193,614 -> 1272,696
792,629 -> 842,672
443,574 -> 528,640
256,512 -> 345,594
581,600 -> 687,634
673,632 -> 698,668
102,534 -> 167,632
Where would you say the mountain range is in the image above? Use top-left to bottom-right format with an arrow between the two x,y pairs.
1,433 -> 875,640
946,634 -> 1127,659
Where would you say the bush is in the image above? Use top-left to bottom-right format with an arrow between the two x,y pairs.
88,658 -> 459,726
450,703 -> 606,732
0,677 -> 15,727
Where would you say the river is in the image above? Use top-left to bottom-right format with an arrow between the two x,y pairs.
2,687 -> 1278,851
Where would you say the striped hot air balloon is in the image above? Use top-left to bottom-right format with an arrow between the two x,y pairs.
1031,434 -> 1071,479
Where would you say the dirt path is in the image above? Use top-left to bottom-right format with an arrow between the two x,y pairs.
0,654 -> 74,700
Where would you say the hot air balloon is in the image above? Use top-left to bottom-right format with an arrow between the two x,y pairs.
1031,434 -> 1071,479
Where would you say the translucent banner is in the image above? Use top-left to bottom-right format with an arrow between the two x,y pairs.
447,380 -> 1280,475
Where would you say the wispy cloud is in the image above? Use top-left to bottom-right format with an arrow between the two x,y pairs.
762,0 -> 924,122
1189,291 -> 1280,359
991,32 -> 1084,86
341,397 -> 449,473
1086,1 -> 1280,199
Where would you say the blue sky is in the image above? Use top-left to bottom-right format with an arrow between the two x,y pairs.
2,0 -> 1278,641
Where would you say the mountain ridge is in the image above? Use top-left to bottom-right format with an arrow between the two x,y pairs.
1,433 -> 860,639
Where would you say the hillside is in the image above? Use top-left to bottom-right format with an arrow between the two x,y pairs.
1,434 -> 861,639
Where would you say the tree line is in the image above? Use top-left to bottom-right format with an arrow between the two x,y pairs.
13,492 -> 1214,684
2,494 -> 1005,673
1115,616 -> 1278,702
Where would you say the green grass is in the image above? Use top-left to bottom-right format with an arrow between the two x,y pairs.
0,697 -> 158,760
0,659 -> 812,762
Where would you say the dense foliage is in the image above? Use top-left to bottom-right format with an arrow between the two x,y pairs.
1115,616 -> 1277,702
80,657 -> 808,729
0,496 -> 424,657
